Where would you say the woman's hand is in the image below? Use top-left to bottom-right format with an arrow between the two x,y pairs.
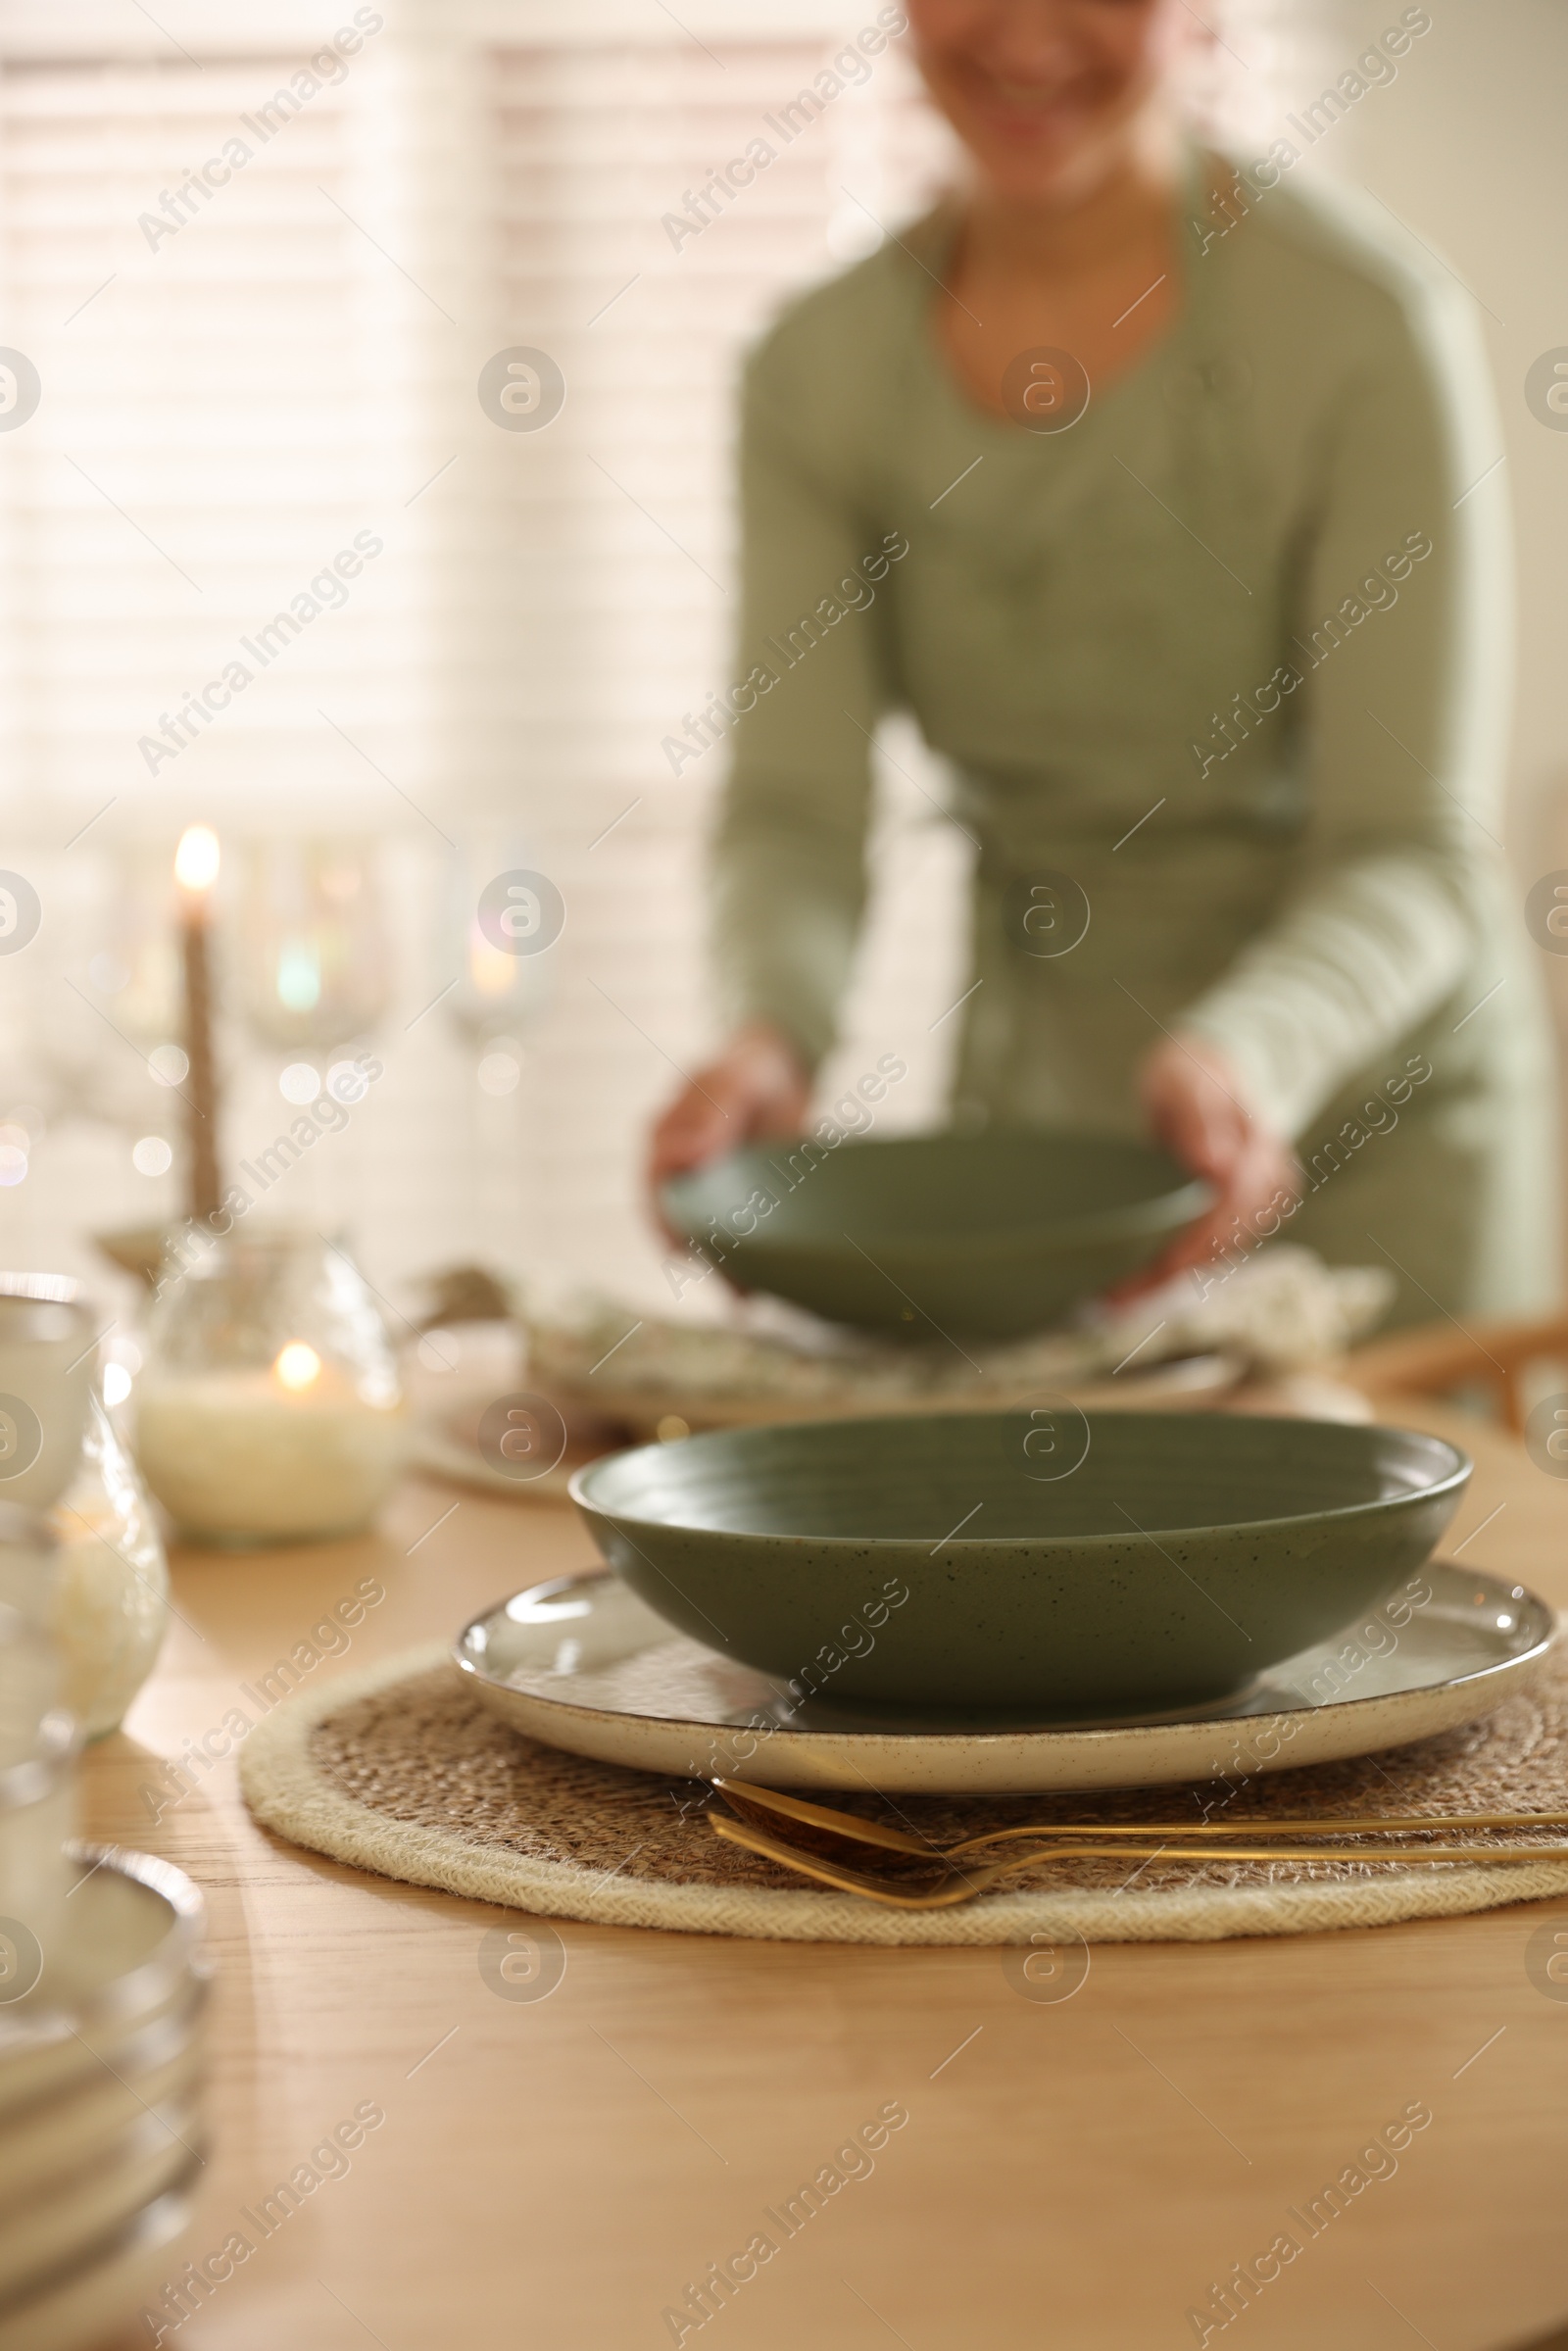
1114,1034 -> 1298,1298
646,1022 -> 812,1230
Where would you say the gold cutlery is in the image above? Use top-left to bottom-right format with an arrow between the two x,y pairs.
710,1776 -> 1568,1860
706,1806 -> 1568,1910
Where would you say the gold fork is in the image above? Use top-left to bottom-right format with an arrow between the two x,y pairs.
710,1776 -> 1568,1862
707,1807 -> 1568,1911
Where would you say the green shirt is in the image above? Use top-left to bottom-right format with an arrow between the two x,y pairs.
710,156 -> 1556,1321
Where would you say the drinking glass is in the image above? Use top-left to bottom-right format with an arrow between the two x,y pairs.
0,1573 -> 76,1979
236,839 -> 393,1053
49,1391 -> 169,1738
0,1276 -> 97,1514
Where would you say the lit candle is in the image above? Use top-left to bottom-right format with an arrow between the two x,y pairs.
134,1345 -> 406,1543
173,825 -> 221,1224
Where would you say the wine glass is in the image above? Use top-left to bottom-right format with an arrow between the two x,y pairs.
440,837 -> 558,1294
446,836 -> 556,1050
236,838 -> 393,1054
231,838 -> 394,1237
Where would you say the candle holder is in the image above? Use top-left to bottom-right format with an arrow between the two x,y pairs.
133,1231 -> 408,1547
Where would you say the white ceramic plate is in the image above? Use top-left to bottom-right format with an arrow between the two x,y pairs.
0,2169 -> 199,2351
410,1421 -> 581,1502
0,2095 -> 202,2304
456,1562 -> 1557,1794
0,1846 -> 209,2122
413,1346 -> 1251,1498
0,2019 -> 202,2201
543,1347 -> 1243,1442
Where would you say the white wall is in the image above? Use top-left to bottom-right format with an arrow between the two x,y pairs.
1315,0 -> 1568,1010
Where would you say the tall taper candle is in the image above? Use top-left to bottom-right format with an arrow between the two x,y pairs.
173,825 -> 221,1223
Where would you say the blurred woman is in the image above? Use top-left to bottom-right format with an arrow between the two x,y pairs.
650,0 -> 1555,1323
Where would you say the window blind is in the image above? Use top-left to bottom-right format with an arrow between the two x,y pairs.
0,14 -> 970,1310
0,40 -> 418,829
475,33 -> 966,1306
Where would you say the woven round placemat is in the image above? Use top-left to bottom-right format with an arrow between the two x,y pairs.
236,1641 -> 1568,1945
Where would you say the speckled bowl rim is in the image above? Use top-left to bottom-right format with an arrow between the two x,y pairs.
568,1411 -> 1472,1555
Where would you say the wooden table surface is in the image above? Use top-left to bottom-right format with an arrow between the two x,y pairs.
82,1394 -> 1568,2351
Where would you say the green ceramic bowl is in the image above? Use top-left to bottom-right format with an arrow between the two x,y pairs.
659,1132 -> 1210,1339
571,1412 -> 1470,1720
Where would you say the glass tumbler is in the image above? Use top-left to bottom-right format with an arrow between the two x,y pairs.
0,1275 -> 97,1514
0,1572 -> 76,1984
49,1391 -> 170,1737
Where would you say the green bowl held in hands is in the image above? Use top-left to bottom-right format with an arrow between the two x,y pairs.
570,1411 -> 1471,1720
659,1131 -> 1211,1340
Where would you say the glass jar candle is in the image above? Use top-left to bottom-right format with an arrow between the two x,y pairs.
134,1230 -> 408,1545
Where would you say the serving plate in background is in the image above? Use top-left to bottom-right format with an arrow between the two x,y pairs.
535,1346 -> 1242,1445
